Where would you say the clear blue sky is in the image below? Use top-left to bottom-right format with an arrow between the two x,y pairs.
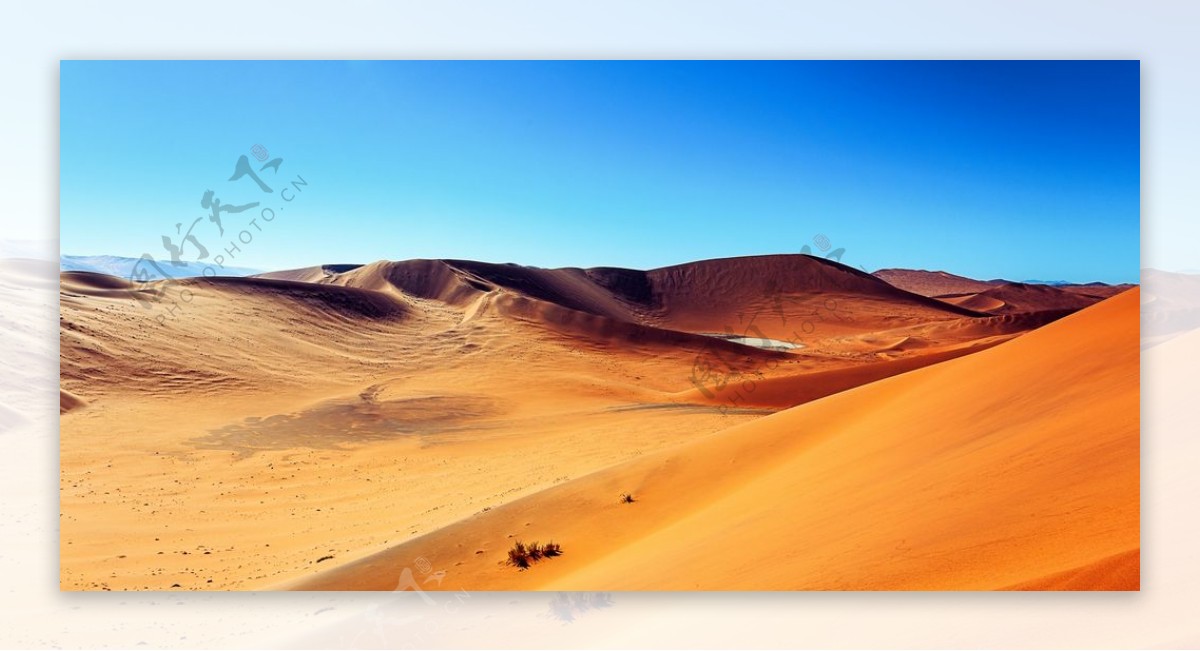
60,60 -> 1139,283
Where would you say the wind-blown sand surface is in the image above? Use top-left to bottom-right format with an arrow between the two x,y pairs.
59,254 -> 1137,590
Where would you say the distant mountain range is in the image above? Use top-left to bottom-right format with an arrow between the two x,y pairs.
60,255 -> 260,280
1021,279 -> 1079,286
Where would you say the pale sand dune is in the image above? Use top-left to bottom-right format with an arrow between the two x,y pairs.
253,263 -> 364,283
292,289 -> 1138,591
1,258 -> 57,430
60,255 -> 1135,591
1142,268 -> 1200,347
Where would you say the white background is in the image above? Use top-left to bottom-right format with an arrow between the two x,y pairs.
1,1 -> 1196,647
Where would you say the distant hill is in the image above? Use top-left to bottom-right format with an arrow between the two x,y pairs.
60,255 -> 259,280
1021,279 -> 1075,286
874,268 -> 1135,317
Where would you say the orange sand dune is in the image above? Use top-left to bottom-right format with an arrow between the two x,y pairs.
937,282 -> 1103,315
873,268 -> 997,297
638,255 -> 984,338
1058,282 -> 1137,299
939,292 -> 1008,313
293,289 -> 1138,591
874,268 -> 1133,308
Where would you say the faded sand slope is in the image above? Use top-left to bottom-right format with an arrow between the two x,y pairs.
294,289 -> 1138,591
1142,268 -> 1200,348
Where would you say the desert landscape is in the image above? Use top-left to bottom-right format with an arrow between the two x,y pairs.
59,253 -> 1139,591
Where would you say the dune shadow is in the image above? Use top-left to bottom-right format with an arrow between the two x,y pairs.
191,394 -> 497,457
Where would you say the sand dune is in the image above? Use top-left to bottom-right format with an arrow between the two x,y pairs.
638,255 -> 984,337
1058,282 -> 1137,299
291,289 -> 1138,591
60,254 -> 1137,591
936,281 -> 1103,315
873,268 -> 997,297
254,263 -> 363,284
59,389 -> 86,414
938,292 -> 1009,312
873,268 -> 1130,316
269,254 -> 984,340
1,258 -> 57,430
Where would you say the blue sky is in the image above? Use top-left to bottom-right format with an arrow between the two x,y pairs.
60,60 -> 1139,283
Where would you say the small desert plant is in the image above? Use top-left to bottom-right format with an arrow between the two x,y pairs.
527,541 -> 544,561
507,540 -> 562,569
620,493 -> 635,504
507,541 -> 531,568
